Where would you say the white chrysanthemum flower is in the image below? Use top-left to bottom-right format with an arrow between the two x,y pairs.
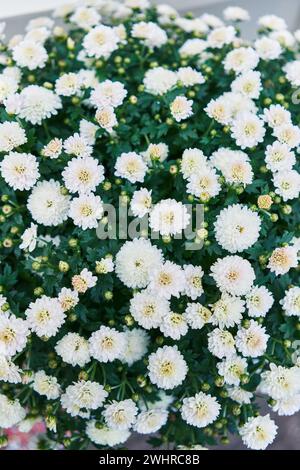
27,180 -> 70,226
116,238 -> 163,289
95,257 -> 114,276
246,286 -> 274,318
17,85 -> 62,125
70,6 -> 101,30
0,152 -> 39,190
131,21 -> 168,48
260,363 -> 300,400
271,30 -> 295,48
231,112 -> 265,149
25,295 -> 66,338
205,96 -> 232,125
227,386 -> 253,404
143,67 -> 177,95
134,409 -> 168,434
201,13 -> 224,28
149,199 -> 190,236
0,355 -> 21,383
121,328 -> 150,366
207,25 -> 236,48
273,170 -> 300,201
90,80 -> 127,108
32,370 -> 60,399
160,312 -> 188,340
55,72 -> 81,97
263,104 -> 291,129
79,119 -> 98,146
19,223 -> 37,252
187,165 -> 221,200
61,380 -> 108,417
121,328 -> 149,366
156,3 -> 178,21
210,255 -> 255,296
184,303 -> 212,329
95,106 -> 118,133
208,328 -> 235,359
57,287 -> 79,312
268,246 -> 298,275
83,25 -> 119,59
258,14 -> 287,31
211,294 -> 245,329
0,73 -> 19,103
231,71 -> 262,99
0,394 -> 26,429
273,124 -> 300,149
271,394 -> 300,416
174,17 -> 208,34
214,204 -> 261,253
240,414 -> 278,450
224,91 -> 257,119
63,133 -> 92,158
181,392 -> 220,428
177,67 -> 205,87
89,326 -> 127,363
236,320 -> 269,357
41,137 -> 62,159
72,268 -> 97,293
125,0 -> 150,10
181,148 -> 207,180
223,47 -> 259,74
284,60 -> 300,87
0,313 -> 29,357
86,421 -> 130,446
130,188 -> 152,217
103,399 -> 138,431
291,236 -> 300,252
7,34 -> 23,51
12,39 -> 47,70
170,95 -> 193,122
281,287 -> 300,317
207,328 -> 236,359
179,38 -> 207,57
148,261 -> 185,299
55,333 -> 90,367
223,6 -> 250,21
211,148 -> 253,186
217,355 -> 247,386
69,193 -> 103,230
130,291 -> 170,329
25,26 -> 51,44
62,156 -> 104,194
142,142 -> 169,163
265,141 -> 295,172
147,345 -> 188,390
115,151 -> 147,183
0,121 -> 27,152
26,16 -> 54,31
183,265 -> 204,300
255,37 -> 282,60
217,355 -> 248,386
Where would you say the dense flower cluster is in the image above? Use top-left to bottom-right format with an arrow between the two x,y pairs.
0,0 -> 300,451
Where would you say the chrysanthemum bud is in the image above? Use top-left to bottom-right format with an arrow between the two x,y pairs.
104,290 -> 113,300
45,415 -> 57,432
58,261 -> 70,272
